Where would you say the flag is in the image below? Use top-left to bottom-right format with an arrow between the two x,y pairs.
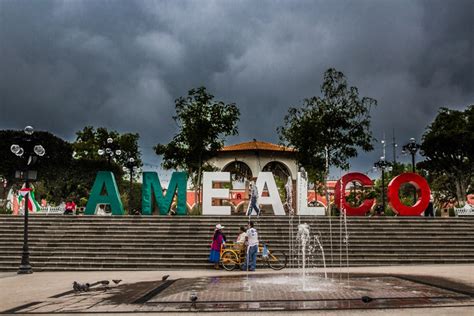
18,188 -> 41,213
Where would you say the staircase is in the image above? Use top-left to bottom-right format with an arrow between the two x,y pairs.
0,215 -> 473,271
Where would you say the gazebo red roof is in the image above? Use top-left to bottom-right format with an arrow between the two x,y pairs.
220,140 -> 296,152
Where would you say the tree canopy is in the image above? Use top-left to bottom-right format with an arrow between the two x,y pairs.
278,68 -> 377,181
278,68 -> 376,215
155,87 -> 240,187
73,126 -> 142,169
419,105 -> 474,205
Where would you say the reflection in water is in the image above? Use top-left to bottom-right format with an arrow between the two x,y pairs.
253,274 -> 336,292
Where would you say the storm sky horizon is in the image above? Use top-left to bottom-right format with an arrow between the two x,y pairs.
1,0 -> 473,179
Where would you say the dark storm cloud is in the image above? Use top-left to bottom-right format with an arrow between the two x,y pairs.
0,0 -> 473,173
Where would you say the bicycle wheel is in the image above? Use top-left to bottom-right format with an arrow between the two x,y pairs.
266,250 -> 287,270
221,251 -> 239,271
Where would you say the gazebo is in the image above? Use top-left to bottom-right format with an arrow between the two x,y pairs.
208,139 -> 298,184
204,140 -> 297,214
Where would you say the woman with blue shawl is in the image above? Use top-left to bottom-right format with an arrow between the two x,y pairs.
209,224 -> 225,269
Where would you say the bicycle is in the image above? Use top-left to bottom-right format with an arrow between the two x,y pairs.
220,242 -> 287,271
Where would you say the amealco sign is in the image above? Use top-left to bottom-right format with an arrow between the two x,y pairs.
84,171 -> 431,216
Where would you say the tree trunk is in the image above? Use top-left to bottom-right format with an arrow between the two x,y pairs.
458,178 -> 468,204
325,147 -> 331,216
455,179 -> 466,205
196,152 -> 203,213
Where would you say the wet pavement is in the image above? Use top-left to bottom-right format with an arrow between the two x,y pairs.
5,272 -> 474,313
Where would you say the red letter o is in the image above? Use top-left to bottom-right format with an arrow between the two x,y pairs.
387,173 -> 431,216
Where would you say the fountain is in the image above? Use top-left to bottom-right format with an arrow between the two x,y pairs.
314,232 -> 328,279
297,223 -> 310,289
287,170 -> 329,284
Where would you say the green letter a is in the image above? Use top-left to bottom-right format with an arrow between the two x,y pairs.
142,172 -> 187,215
85,171 -> 124,215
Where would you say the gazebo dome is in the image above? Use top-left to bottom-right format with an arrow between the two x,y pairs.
207,139 -> 298,182
220,140 -> 296,153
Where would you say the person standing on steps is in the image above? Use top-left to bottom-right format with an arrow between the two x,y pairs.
209,224 -> 225,269
242,221 -> 259,271
246,181 -> 260,216
424,196 -> 434,217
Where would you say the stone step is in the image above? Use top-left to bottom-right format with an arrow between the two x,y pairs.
5,218 -> 460,222
0,218 -> 474,228
0,235 -> 474,244
2,240 -> 473,249
2,250 -> 474,261
2,243 -> 473,251
1,258 -> 473,271
2,254 -> 474,266
1,215 -> 473,270
3,214 -> 471,218
2,235 -> 472,242
0,224 -> 474,234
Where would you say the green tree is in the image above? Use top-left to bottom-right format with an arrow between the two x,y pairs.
72,126 -> 142,212
418,106 -> 474,206
278,68 -> 377,215
73,126 -> 142,169
0,130 -> 73,207
155,87 -> 240,209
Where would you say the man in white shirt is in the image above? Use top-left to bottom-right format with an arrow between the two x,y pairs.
242,221 -> 259,271
246,182 -> 260,216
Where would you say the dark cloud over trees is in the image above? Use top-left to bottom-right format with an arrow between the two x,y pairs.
1,0 -> 472,174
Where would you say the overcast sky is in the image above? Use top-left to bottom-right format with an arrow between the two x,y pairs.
1,0 -> 473,178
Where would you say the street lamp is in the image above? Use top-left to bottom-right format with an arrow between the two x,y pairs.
374,157 -> 392,213
402,138 -> 421,173
122,157 -> 140,214
10,125 -> 46,274
98,137 -> 121,167
402,138 -> 421,203
373,139 -> 392,212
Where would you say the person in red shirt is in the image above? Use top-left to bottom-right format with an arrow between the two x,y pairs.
64,200 -> 76,215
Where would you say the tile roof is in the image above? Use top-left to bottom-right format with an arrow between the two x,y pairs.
220,140 -> 296,152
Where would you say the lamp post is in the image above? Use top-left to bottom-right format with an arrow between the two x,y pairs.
123,157 -> 140,214
373,139 -> 392,212
402,138 -> 421,203
98,137 -> 121,168
402,138 -> 421,173
374,158 -> 392,212
10,126 -> 46,274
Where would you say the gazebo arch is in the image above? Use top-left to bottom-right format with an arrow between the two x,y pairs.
222,160 -> 253,189
262,161 -> 292,181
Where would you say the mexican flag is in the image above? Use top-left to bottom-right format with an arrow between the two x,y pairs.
18,188 -> 41,213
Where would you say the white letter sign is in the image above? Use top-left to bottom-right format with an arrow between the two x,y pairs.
255,172 -> 285,215
297,172 -> 325,215
202,172 -> 231,215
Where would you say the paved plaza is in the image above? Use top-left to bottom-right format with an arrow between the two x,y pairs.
1,264 -> 473,315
